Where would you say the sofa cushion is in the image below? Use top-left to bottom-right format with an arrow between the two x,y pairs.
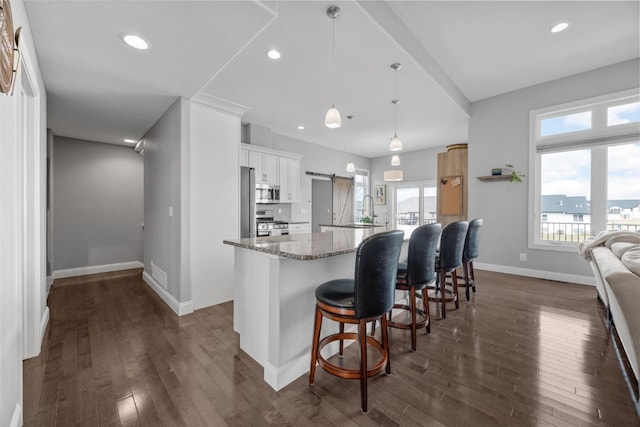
610,242 -> 637,259
605,270 -> 640,380
621,246 -> 640,276
592,247 -> 627,280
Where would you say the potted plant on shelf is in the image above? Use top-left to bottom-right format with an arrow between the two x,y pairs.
503,164 -> 525,183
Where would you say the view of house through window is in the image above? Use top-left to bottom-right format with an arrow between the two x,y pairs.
353,169 -> 369,222
532,90 -> 640,248
394,183 -> 437,237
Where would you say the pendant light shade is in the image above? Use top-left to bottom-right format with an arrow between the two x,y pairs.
389,134 -> 402,152
391,154 -> 400,166
384,169 -> 403,182
346,162 -> 356,173
325,6 -> 341,129
325,106 -> 342,129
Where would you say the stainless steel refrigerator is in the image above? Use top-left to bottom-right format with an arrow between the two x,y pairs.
240,166 -> 256,238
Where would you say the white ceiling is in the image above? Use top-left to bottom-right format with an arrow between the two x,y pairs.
24,1 -> 639,158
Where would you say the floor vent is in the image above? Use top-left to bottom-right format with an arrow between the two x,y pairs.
151,261 -> 168,289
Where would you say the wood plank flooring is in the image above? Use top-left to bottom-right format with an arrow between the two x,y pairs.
23,269 -> 640,426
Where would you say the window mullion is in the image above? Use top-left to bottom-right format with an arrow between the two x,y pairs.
591,146 -> 608,234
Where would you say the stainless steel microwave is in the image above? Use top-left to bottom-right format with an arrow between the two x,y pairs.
256,184 -> 280,204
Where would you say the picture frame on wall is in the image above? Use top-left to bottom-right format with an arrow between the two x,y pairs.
374,184 -> 386,205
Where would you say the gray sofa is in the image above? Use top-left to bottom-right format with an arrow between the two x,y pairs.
580,231 -> 640,407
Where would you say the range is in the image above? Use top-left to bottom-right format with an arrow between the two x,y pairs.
256,209 -> 289,237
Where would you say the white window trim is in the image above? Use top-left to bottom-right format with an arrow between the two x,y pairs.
391,180 -> 437,230
528,88 -> 640,252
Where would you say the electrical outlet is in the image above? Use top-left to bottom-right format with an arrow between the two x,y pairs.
520,253 -> 527,262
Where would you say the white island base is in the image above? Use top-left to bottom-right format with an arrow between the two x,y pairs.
232,247 -> 356,390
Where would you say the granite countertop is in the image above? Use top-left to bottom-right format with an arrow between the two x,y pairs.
319,223 -> 387,229
223,229 -> 379,260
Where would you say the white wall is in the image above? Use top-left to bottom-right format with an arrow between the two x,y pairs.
189,97 -> 243,310
52,136 -> 143,272
469,59 -> 640,282
0,0 -> 47,425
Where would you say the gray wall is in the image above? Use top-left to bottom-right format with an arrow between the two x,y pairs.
251,132 -> 371,222
52,136 -> 143,271
143,97 -> 185,302
469,59 -> 640,279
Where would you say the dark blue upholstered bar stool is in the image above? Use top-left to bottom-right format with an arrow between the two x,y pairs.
460,218 -> 483,300
308,230 -> 404,414
428,221 -> 468,319
388,223 -> 441,351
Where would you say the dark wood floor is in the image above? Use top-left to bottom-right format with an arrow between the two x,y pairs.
24,268 -> 639,426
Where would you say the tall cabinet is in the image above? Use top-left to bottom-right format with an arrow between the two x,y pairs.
437,143 -> 468,226
240,144 -> 301,203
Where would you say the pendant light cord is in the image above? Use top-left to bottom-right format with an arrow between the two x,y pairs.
394,68 -> 398,136
331,16 -> 336,106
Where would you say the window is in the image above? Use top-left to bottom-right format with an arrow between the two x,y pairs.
530,89 -> 640,251
393,181 -> 437,237
353,169 -> 369,222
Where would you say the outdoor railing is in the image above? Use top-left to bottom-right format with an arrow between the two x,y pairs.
540,221 -> 640,242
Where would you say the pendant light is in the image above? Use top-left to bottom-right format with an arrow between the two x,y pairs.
346,115 -> 356,173
325,6 -> 342,129
384,153 -> 403,181
388,63 -> 402,151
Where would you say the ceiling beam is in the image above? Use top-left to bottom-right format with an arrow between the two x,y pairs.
356,0 -> 470,117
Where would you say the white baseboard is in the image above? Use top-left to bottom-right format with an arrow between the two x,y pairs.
264,355 -> 310,391
40,306 -> 50,346
52,261 -> 144,280
474,262 -> 595,286
10,403 -> 21,427
142,271 -> 193,316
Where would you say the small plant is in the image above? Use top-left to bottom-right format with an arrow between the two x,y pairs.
360,216 -> 372,224
504,164 -> 525,183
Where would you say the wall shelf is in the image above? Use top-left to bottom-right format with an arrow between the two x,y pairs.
476,175 -> 512,182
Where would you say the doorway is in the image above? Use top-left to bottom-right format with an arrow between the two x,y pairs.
311,179 -> 332,232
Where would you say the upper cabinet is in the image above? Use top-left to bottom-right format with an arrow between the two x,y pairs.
242,144 -> 302,203
240,149 -> 249,167
249,151 -> 279,185
279,157 -> 300,203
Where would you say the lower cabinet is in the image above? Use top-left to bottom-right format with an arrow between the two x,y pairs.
289,223 -> 310,234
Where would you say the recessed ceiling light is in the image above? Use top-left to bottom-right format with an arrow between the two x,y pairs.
124,138 -> 137,143
296,125 -> 305,130
123,34 -> 149,50
267,49 -> 281,60
550,22 -> 569,33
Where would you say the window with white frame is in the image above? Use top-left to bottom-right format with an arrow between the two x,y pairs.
529,89 -> 640,251
353,169 -> 369,222
393,181 -> 437,237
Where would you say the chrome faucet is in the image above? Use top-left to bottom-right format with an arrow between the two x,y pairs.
362,194 -> 375,224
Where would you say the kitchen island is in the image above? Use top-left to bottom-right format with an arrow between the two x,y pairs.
223,230 -> 380,391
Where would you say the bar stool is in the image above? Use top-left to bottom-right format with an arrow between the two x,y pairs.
459,218 -> 483,300
388,223 -> 441,351
308,230 -> 404,413
428,221 -> 468,319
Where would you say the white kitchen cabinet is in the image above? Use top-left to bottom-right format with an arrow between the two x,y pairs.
289,223 -> 310,234
279,156 -> 300,203
240,149 -> 249,167
249,151 -> 279,185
